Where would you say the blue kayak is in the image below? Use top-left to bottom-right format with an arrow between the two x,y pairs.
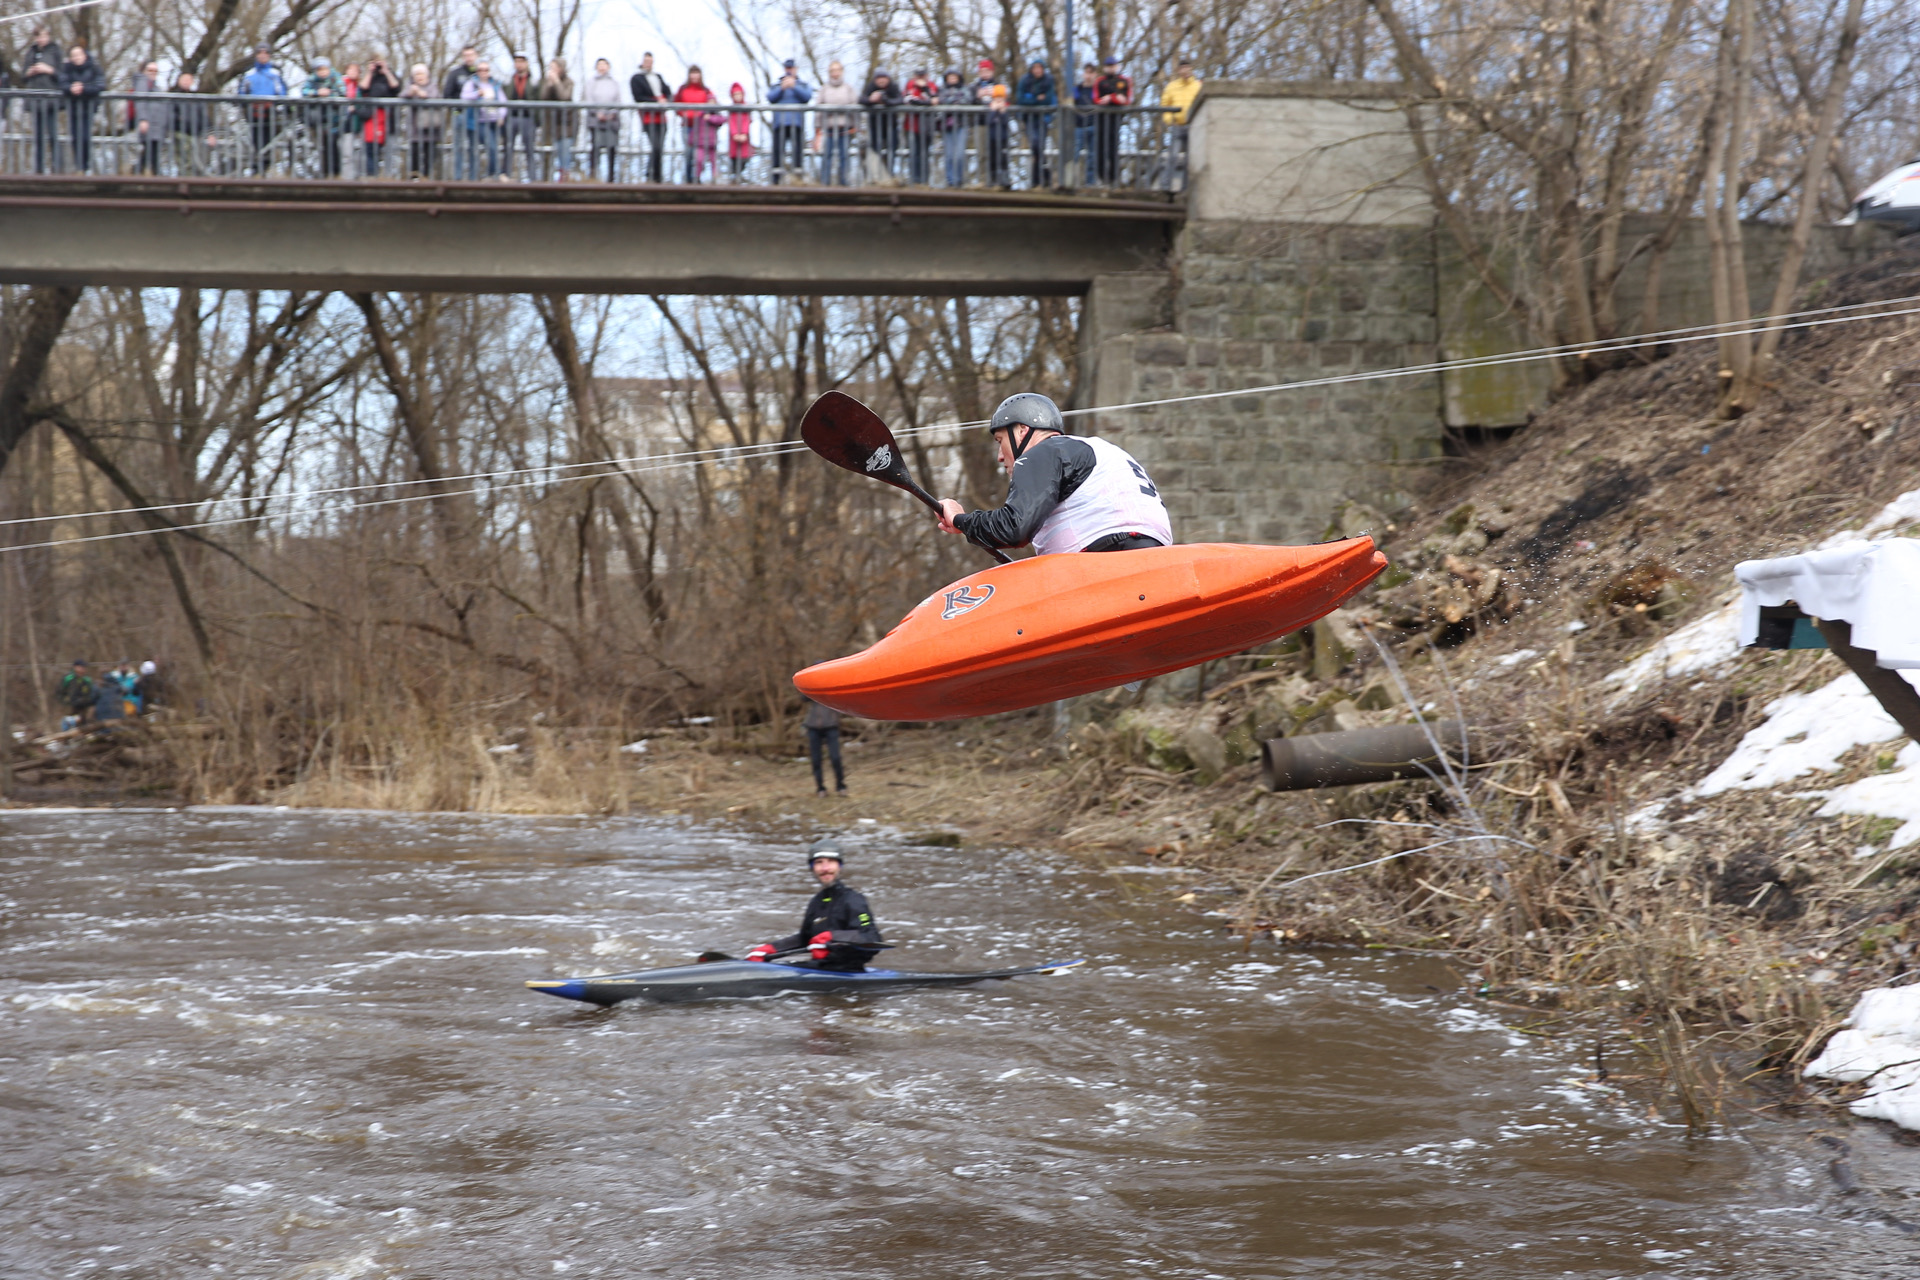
527,957 -> 1086,1007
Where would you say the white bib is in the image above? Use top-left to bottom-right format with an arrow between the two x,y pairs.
1032,437 -> 1174,556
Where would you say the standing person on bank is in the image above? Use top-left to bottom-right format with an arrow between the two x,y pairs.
629,52 -> 670,182
936,392 -> 1171,555
743,839 -> 884,971
57,660 -> 94,731
802,696 -> 847,796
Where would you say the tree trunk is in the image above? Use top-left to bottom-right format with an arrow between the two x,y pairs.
1754,0 -> 1867,377
0,286 -> 83,479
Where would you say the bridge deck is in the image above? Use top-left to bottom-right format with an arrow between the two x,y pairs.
0,177 -> 1180,295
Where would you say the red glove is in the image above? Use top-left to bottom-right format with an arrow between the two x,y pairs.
808,931 -> 834,960
744,944 -> 777,962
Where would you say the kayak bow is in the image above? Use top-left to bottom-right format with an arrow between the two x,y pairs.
527,957 -> 1086,1008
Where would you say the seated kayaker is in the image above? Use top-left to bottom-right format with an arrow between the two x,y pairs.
936,392 -> 1172,555
744,838 -> 885,972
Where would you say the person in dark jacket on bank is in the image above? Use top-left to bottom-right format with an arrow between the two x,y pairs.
801,695 -> 846,795
58,44 -> 103,173
744,839 -> 884,971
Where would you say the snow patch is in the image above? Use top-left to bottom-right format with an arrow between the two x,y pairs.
1603,597 -> 1742,699
1693,673 -> 1912,797
1814,741 -> 1920,850
1819,487 -> 1920,548
1493,649 -> 1539,669
1805,984 -> 1920,1130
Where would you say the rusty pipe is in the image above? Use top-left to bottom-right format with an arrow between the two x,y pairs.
1261,721 -> 1474,791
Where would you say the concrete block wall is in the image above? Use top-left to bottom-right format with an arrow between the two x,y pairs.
1078,82 -> 1445,545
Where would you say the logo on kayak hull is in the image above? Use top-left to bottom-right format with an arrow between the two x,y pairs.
865,446 -> 892,472
941,584 -> 994,619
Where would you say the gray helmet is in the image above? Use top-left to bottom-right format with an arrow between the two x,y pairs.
989,392 -> 1066,438
989,392 -> 1066,461
806,838 -> 848,865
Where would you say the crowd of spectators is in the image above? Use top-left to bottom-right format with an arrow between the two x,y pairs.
2,28 -> 1197,189
55,659 -> 164,732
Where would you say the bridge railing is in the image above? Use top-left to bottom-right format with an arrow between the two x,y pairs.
0,93 -> 1186,194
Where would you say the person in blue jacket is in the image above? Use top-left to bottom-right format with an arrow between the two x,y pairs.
237,44 -> 289,173
1014,57 -> 1056,188
766,59 -> 811,183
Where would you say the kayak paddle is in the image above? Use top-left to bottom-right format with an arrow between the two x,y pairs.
696,942 -> 897,964
799,390 -> 1012,565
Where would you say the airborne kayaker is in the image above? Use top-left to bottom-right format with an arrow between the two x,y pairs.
744,839 -> 885,971
936,392 -> 1172,554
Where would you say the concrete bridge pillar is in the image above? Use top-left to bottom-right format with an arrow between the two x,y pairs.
1079,81 -> 1444,544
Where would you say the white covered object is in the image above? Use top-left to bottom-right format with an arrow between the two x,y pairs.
1805,984 -> 1920,1130
1735,539 -> 1920,669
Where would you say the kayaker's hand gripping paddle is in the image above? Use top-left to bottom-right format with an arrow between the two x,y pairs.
800,390 -> 1013,565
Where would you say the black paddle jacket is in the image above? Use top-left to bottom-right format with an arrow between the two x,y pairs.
768,883 -> 885,971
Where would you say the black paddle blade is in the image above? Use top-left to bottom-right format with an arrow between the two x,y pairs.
800,391 -> 939,510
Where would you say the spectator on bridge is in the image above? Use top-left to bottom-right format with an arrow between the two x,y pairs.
766,61 -> 810,185
399,64 -> 442,177
58,45 -> 103,174
814,61 -> 855,186
673,66 -> 720,184
301,56 -> 348,178
461,61 -> 507,178
860,69 -> 901,179
538,58 -> 575,179
503,53 -> 538,181
359,57 -> 401,177
630,52 -> 670,183
984,83 -> 1012,188
901,68 -> 934,185
1014,57 -> 1056,188
238,44 -> 289,175
442,46 -> 480,179
583,58 -> 622,182
169,71 -> 213,175
1158,59 -> 1200,192
131,61 -> 164,175
936,69 -> 970,187
725,82 -> 754,182
1071,62 -> 1098,183
20,27 -> 61,174
1093,55 -> 1131,186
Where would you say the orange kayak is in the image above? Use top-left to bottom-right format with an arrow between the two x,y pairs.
794,538 -> 1387,721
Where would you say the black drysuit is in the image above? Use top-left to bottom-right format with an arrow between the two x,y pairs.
766,883 -> 885,971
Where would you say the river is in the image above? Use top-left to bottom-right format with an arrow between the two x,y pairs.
4,807 -> 1918,1278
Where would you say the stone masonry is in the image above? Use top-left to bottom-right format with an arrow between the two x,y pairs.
1079,84 -> 1444,544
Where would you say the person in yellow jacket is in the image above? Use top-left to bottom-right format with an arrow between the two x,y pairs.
1160,59 -> 1201,191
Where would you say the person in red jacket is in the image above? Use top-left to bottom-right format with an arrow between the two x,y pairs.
673,66 -> 720,183
725,82 -> 754,181
1093,54 -> 1131,186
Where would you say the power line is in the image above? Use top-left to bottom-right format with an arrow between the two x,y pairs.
7,288 -> 1914,534
1,0 -> 117,25
6,292 -> 1918,556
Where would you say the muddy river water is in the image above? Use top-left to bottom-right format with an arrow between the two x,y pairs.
5,807 -> 1920,1278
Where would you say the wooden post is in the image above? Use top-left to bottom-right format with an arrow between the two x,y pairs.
1814,618 -> 1920,743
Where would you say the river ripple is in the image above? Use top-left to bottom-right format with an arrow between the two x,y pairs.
3,807 -> 1917,1278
